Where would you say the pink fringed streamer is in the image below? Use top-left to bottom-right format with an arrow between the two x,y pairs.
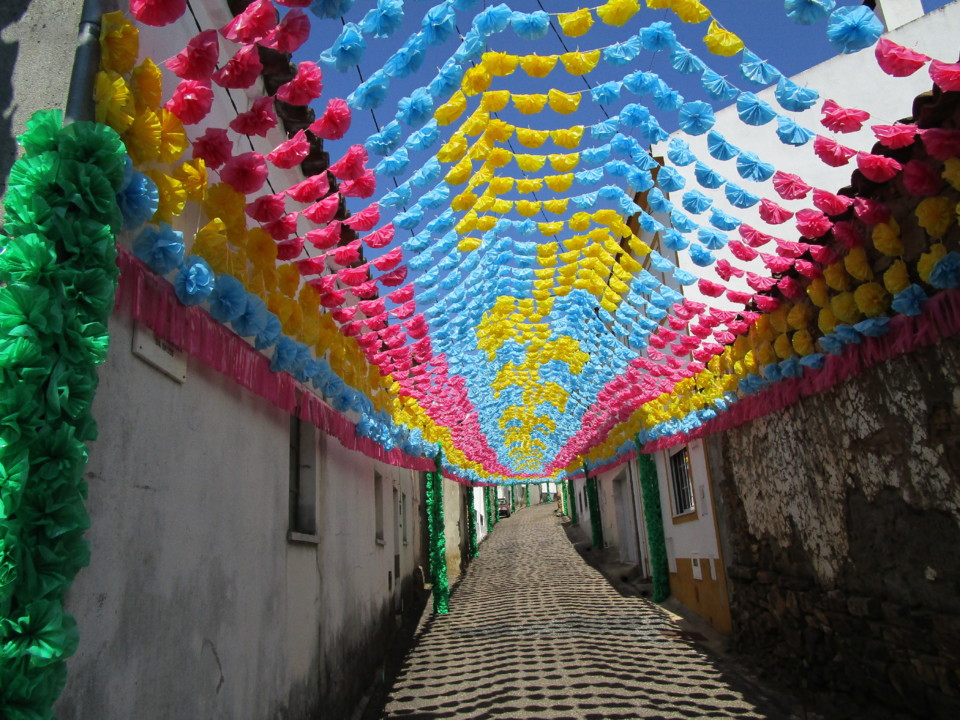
230,96 -> 278,137
260,9 -> 310,53
820,99 -> 869,134
277,62 -> 323,105
165,79 -> 214,125
131,0 -> 187,26
192,127 -> 233,169
929,60 -> 960,92
309,98 -> 352,140
267,129 -> 310,169
213,44 -> 264,90
166,30 -> 219,80
874,37 -> 929,77
221,0 -> 277,44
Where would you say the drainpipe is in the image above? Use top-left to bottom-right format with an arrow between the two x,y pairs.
65,0 -> 105,124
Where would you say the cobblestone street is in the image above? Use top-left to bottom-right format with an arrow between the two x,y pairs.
381,504 -> 794,719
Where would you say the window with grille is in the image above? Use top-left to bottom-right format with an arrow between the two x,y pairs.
669,447 -> 695,516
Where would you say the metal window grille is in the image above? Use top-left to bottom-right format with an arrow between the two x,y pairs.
669,448 -> 694,516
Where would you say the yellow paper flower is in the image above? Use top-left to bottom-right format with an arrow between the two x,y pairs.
918,242 -> 947,283
451,191 -> 478,211
558,8 -> 593,37
458,236 -> 482,252
482,51 -> 518,76
516,177 -> 543,193
756,340 -> 777,366
843,246 -> 874,282
916,195 -> 955,238
484,119 -> 513,143
628,236 -> 651,256
445,158 -> 473,184
490,198 -> 512,214
123,108 -> 162,166
831,291 -> 862,325
437,134 -> 467,163
703,20 -> 744,56
488,177 -> 514,195
513,94 -> 548,115
823,261 -> 851,291
461,110 -> 489,136
462,65 -> 492,96
883,259 -> 910,295
205,183 -> 248,242
774,333 -> 793,360
519,54 -> 558,78
488,147 -> 512,168
769,305 -> 789,334
480,90 -> 510,113
549,152 -> 580,172
516,200 -> 542,217
100,11 -> 139,75
672,0 -> 711,23
550,126 -> 584,149
545,173 -> 574,192
561,50 -> 601,76
144,170 -> 186,224
516,127 -> 549,147
854,282 -> 889,318
94,71 -> 135,133
792,329 -> 815,356
568,212 -> 591,232
942,157 -> 960,191
277,263 -> 302,298
543,198 -> 569,215
548,88 -> 582,114
806,277 -> 829,307
190,218 -> 230,274
619,252 -> 641,272
435,91 -> 467,125
159,109 -> 188,164
174,158 -> 207,203
248,227 -> 278,269
787,302 -> 814,330
477,215 -> 497,231
872,219 -> 903,256
516,154 -> 547,172
130,58 -> 163,111
817,307 -> 837,335
597,0 -> 640,26
539,222 -> 563,236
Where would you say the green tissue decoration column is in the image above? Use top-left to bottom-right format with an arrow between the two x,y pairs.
636,437 -> 670,602
483,486 -> 493,532
568,478 -> 578,524
525,484 -> 531,507
510,486 -> 515,513
425,452 -> 449,614
0,110 -> 124,716
561,479 -> 570,517
584,464 -> 603,549
465,483 -> 478,559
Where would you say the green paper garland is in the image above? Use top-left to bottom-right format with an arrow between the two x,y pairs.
510,487 -> 516,514
0,110 -> 123,717
568,478 -> 578,524
425,453 -> 449,614
584,465 -> 604,549
465,482 -> 478,559
635,439 -> 670,603
483,485 -> 494,530
525,484 -> 530,507
562,479 -> 570,517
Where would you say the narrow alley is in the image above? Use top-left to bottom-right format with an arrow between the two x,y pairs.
378,504 -> 790,720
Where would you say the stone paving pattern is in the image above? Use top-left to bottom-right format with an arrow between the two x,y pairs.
382,504 -> 791,719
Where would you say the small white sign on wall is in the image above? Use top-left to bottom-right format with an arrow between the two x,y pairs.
132,323 -> 187,383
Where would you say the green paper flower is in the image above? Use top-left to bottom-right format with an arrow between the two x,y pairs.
61,267 -> 116,319
55,160 -> 122,234
0,447 -> 30,520
25,424 -> 87,488
0,659 -> 67,720
1,599 -> 78,668
43,361 -> 98,421
15,109 -> 63,158
0,284 -> 60,371
56,121 -> 126,192
44,216 -> 116,268
0,234 -> 57,286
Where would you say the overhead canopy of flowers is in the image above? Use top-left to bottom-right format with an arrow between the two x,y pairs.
102,0 -> 960,486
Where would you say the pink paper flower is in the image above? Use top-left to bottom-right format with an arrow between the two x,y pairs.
871,124 -> 917,150
220,152 -> 268,194
760,253 -> 794,273
165,79 -> 214,125
267,129 -> 310,169
245,192 -> 286,222
295,257 -> 326,276
813,135 -> 856,167
229,95 -> 277,136
808,245 -> 838,265
754,295 -> 781,312
758,198 -> 793,225
772,171 -> 811,200
394,301 -> 417,319
875,38 -> 929,77
777,276 -> 804,300
364,223 -> 395,249
373,247 -> 403,271
221,0 -> 277,44
729,241 -> 759,261
811,189 -> 853,216
853,197 -> 891,225
309,98 -> 352,140
166,30 -> 219,80
388,285 -> 414,304
287,173 -> 330,203
345,203 -> 380,230
332,307 -> 358,324
192,127 -> 233,169
919,128 -> 960,161
331,240 -> 361,266
131,0 -> 186,26
276,62 -> 323,105
329,144 -> 369,181
319,290 -> 347,308
820,99 -> 870,134
738,224 -> 775,248
929,59 -> 960,92
263,211 -> 300,240
794,260 -> 821,279
337,265 -> 369,286
796,208 -> 833,239
305,221 -> 341,249
832,221 -> 863,249
276,236 -> 304,260
726,290 -> 752,305
261,9 -> 310,53
697,279 -> 725,298
746,273 -> 776,291
856,152 -> 902,183
902,160 -> 943,196
340,170 -> 376,198
379,266 -> 408,286
303,194 -> 340,224
776,240 -> 808,258
213,44 -> 263,90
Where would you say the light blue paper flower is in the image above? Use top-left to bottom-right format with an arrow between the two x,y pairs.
174,256 -> 215,306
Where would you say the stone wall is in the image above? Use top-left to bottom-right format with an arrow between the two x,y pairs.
708,333 -> 960,718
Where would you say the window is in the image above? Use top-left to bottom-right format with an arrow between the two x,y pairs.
374,472 -> 384,545
669,447 -> 695,516
288,415 -> 319,541
400,492 -> 407,545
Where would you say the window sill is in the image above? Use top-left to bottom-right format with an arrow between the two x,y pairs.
375,536 -> 386,547
671,510 -> 698,526
287,531 -> 321,545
